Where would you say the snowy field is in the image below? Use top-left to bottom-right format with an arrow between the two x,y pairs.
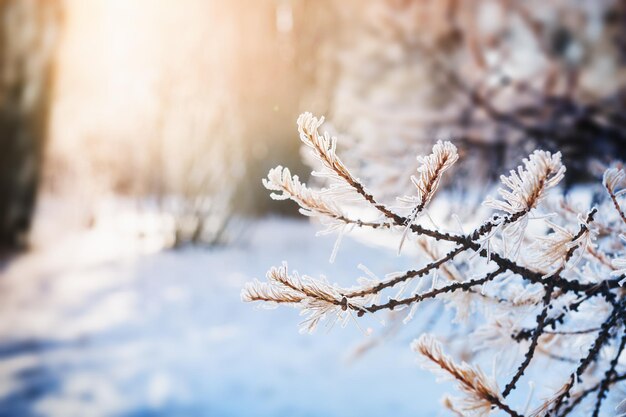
0,210 -> 452,417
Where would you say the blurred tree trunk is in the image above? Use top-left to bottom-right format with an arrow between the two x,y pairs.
0,0 -> 59,249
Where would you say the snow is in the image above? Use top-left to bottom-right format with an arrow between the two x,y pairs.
0,214 -> 450,417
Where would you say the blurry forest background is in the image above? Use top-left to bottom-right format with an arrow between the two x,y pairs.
1,0 -> 625,251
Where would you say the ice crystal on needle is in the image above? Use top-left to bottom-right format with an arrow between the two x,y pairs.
404,140 -> 459,216
484,150 -> 566,258
413,334 -> 508,417
485,150 -> 565,215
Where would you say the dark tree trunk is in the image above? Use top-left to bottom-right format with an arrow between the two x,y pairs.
0,0 -> 60,249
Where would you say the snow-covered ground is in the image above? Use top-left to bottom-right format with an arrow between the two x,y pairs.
0,212 -> 451,417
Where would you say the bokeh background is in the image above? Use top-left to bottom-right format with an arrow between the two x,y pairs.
0,1 -> 625,416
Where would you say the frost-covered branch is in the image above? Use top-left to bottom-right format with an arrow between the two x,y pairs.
243,112 -> 626,415
604,166 -> 626,226
404,140 -> 459,222
413,334 -> 521,417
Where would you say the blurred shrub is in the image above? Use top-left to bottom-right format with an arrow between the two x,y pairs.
319,0 -> 626,199
43,0 -> 340,246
